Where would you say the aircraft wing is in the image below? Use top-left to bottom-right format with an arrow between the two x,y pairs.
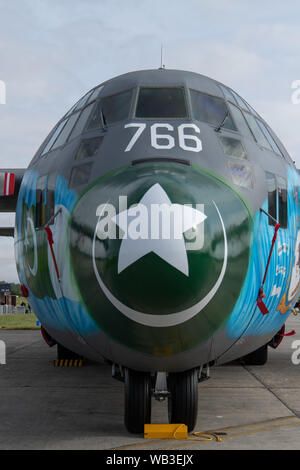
0,169 -> 25,236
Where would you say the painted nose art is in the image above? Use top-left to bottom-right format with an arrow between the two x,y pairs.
69,162 -> 251,354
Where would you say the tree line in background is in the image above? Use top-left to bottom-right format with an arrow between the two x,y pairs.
0,282 -> 22,296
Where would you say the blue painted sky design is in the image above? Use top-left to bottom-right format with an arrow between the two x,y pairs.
226,166 -> 300,339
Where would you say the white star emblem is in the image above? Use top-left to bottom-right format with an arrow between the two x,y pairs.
112,183 -> 206,276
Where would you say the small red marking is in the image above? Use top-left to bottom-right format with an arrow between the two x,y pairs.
20,284 -> 29,298
8,173 -> 15,195
257,288 -> 269,315
3,172 -> 8,196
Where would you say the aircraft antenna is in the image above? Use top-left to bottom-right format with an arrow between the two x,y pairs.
159,44 -> 165,69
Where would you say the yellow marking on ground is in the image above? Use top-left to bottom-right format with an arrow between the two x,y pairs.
160,417 -> 300,450
223,420 -> 300,439
112,416 -> 300,451
201,415 -> 297,434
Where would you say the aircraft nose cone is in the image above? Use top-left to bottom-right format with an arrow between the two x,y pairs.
69,162 -> 252,355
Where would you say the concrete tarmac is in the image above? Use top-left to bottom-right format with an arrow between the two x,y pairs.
0,315 -> 300,450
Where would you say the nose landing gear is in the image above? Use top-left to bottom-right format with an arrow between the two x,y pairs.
122,366 -> 200,434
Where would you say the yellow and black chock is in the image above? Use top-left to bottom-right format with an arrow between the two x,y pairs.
54,359 -> 84,367
144,424 -> 225,442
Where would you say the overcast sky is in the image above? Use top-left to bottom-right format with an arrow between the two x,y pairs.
1,0 -> 300,281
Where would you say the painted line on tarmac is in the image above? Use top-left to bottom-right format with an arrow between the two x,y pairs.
113,416 -> 300,451
160,416 -> 300,450
199,415 -> 298,434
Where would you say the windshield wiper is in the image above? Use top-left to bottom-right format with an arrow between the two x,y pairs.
215,110 -> 229,132
101,109 -> 107,129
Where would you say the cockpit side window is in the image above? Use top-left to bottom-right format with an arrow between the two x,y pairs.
63,86 -> 104,120
189,89 -> 236,131
73,90 -> 94,112
39,86 -> 104,158
135,87 -> 187,118
256,119 -> 284,157
265,172 -> 288,229
231,91 -> 250,111
51,112 -> 80,150
219,84 -> 285,157
265,172 -> 277,226
35,176 -> 46,228
227,103 -> 254,141
41,120 -> 68,156
86,85 -> 103,104
219,85 -> 237,104
68,103 -> 94,141
219,84 -> 261,118
41,104 -> 95,156
35,174 -> 55,228
277,176 -> 288,229
219,136 -> 247,159
243,112 -> 273,151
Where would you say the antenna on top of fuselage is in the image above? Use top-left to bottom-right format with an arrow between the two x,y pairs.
159,44 -> 166,70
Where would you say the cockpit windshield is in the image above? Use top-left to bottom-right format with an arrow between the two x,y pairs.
135,87 -> 187,118
87,89 -> 133,129
101,89 -> 133,125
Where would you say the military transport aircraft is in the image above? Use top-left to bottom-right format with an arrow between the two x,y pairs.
1,68 -> 299,433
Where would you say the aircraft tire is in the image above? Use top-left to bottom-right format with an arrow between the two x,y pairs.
168,368 -> 198,432
242,344 -> 268,365
124,368 -> 152,434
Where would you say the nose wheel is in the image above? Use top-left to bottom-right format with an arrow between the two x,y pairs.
124,368 -> 152,434
168,368 -> 198,432
123,366 -> 199,434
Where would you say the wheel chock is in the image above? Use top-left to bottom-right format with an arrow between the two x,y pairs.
144,424 -> 188,440
54,359 -> 83,367
144,424 -> 225,442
